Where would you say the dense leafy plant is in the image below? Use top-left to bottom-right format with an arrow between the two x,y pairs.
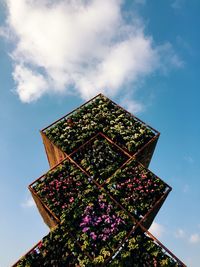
44,95 -> 155,155
105,159 -> 168,218
71,134 -> 129,184
109,229 -> 181,267
16,222 -> 90,267
16,224 -> 181,267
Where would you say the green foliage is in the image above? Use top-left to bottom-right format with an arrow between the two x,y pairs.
45,95 -> 155,155
71,134 -> 129,184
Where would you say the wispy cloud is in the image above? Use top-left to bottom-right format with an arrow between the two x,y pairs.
189,233 -> 200,244
0,26 -> 8,38
149,222 -> 165,238
1,0 -> 182,103
120,96 -> 144,114
175,228 -> 186,239
171,0 -> 185,9
157,43 -> 184,73
184,155 -> 194,164
134,0 -> 146,5
175,227 -> 200,245
21,196 -> 36,208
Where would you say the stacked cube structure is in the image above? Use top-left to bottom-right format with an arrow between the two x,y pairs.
13,94 -> 186,266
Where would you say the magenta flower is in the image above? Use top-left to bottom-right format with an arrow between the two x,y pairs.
83,215 -> 91,224
90,232 -> 97,240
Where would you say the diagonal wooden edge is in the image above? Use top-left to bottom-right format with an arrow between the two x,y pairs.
30,187 -> 60,228
40,131 -> 67,168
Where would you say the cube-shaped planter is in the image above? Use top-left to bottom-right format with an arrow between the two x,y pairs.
103,158 -> 171,228
29,158 -> 91,228
41,94 -> 159,168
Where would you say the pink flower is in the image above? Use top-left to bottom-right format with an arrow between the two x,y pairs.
96,217 -> 102,223
69,197 -> 74,203
83,227 -> 89,232
100,203 -> 106,209
103,228 -> 110,234
102,235 -> 107,241
105,217 -> 111,223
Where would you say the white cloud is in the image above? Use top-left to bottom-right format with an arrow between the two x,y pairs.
189,233 -> 200,244
21,196 -> 36,208
175,228 -> 186,239
149,222 -> 165,238
120,96 -> 144,114
2,0 -> 182,103
13,64 -> 48,102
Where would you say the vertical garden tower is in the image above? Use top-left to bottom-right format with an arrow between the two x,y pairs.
13,94 -> 186,266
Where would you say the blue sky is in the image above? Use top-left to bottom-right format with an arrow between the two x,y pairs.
0,0 -> 200,266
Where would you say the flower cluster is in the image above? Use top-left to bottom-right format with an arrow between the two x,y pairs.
79,194 -> 125,243
60,189 -> 134,263
106,160 -> 168,218
32,160 -> 89,218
